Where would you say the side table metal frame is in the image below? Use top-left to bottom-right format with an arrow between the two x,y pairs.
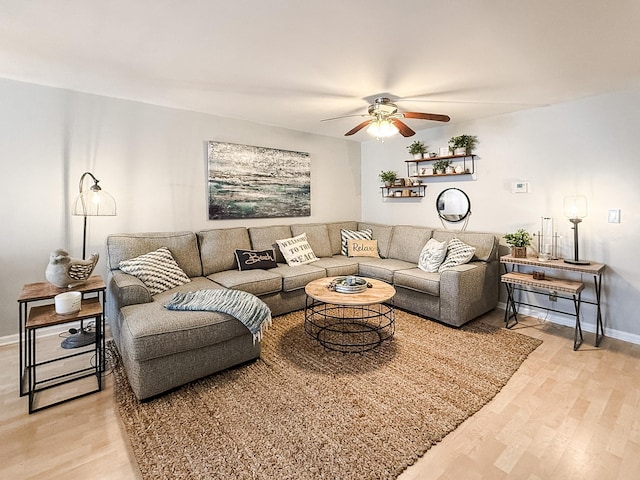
26,298 -> 104,413
17,277 -> 106,399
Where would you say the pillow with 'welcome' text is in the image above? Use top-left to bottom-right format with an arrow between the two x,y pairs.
276,233 -> 318,266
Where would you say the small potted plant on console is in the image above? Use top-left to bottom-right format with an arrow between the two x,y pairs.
504,229 -> 532,258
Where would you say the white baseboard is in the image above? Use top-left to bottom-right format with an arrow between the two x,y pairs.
497,302 -> 640,346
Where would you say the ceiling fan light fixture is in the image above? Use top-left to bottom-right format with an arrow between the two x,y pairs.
367,118 -> 399,138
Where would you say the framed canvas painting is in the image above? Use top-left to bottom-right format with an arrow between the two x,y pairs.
208,141 -> 310,220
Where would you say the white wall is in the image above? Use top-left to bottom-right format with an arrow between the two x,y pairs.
0,78 -> 361,338
362,89 -> 640,343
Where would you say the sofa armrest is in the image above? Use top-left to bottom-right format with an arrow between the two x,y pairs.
438,261 -> 500,327
106,270 -> 153,323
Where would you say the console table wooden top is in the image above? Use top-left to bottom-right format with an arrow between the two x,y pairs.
500,255 -> 605,275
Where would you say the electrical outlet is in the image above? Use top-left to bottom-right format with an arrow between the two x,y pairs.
549,292 -> 557,302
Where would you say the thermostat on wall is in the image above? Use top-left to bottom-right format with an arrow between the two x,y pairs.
511,181 -> 529,193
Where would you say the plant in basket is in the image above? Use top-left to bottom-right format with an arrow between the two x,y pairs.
504,229 -> 532,258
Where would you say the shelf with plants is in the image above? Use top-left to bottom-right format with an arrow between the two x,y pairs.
380,184 -> 426,199
403,135 -> 478,179
405,154 -> 476,178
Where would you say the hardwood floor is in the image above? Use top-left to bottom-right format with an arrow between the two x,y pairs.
2,311 -> 639,479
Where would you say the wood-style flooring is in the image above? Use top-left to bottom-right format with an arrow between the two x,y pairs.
1,310 -> 639,479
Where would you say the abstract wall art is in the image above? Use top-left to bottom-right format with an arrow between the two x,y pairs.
207,141 -> 310,220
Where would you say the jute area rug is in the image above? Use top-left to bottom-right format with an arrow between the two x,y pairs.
112,309 -> 541,480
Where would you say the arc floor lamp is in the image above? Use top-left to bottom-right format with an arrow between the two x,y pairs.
62,171 -> 117,349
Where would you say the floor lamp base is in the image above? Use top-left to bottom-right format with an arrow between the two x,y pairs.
564,258 -> 591,265
61,329 -> 96,349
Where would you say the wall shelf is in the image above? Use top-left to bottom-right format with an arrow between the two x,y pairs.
404,154 -> 476,178
380,185 -> 426,199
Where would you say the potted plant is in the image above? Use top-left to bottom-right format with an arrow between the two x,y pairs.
407,141 -> 427,159
379,170 -> 398,187
432,159 -> 451,174
504,229 -> 532,258
449,135 -> 478,155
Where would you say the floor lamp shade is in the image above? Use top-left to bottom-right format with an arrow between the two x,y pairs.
72,172 -> 117,217
72,172 -> 117,259
64,171 -> 116,349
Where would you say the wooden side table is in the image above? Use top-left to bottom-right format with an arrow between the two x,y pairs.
17,276 -> 106,412
26,298 -> 104,413
500,255 -> 605,351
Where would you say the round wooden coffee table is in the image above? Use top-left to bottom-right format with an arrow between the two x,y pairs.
304,276 -> 395,353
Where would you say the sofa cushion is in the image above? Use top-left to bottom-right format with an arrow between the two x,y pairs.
198,227 -> 251,275
118,247 -> 191,295
438,238 -> 476,272
340,228 -> 372,255
290,223 -> 333,258
347,239 -> 380,258
276,232 -> 319,266
249,225 -> 292,263
313,256 -> 360,277
432,230 -> 497,262
207,269 -> 282,296
106,231 -> 203,277
358,222 -> 394,258
234,249 -> 277,271
119,284 -> 250,362
269,264 -> 326,292
327,221 -> 358,255
388,226 -> 433,264
393,268 -> 440,296
357,258 -> 417,283
418,238 -> 448,273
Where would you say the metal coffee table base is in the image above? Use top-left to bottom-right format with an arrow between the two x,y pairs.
304,299 -> 395,353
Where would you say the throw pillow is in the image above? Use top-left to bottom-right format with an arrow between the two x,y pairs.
276,233 -> 319,266
418,238 -> 448,273
347,238 -> 380,258
119,247 -> 191,295
438,238 -> 476,272
234,249 -> 277,271
340,228 -> 373,256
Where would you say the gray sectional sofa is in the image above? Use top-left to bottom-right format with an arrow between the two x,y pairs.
105,221 -> 500,399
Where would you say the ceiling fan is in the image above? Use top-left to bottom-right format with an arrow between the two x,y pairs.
323,97 -> 450,138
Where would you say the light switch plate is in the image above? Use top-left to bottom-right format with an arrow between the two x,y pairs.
608,209 -> 621,223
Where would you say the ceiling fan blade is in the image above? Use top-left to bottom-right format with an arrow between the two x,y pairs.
321,113 -> 368,122
402,112 -> 451,122
345,120 -> 372,136
391,119 -> 415,137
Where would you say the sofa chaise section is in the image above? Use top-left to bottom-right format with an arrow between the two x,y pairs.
106,231 -> 261,400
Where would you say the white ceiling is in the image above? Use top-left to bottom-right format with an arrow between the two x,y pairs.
2,1 -> 640,140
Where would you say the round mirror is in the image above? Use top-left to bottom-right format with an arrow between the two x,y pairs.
436,188 -> 471,223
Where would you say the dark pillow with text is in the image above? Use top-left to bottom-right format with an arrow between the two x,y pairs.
234,249 -> 278,271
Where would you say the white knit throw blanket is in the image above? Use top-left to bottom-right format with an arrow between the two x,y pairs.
165,289 -> 272,343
